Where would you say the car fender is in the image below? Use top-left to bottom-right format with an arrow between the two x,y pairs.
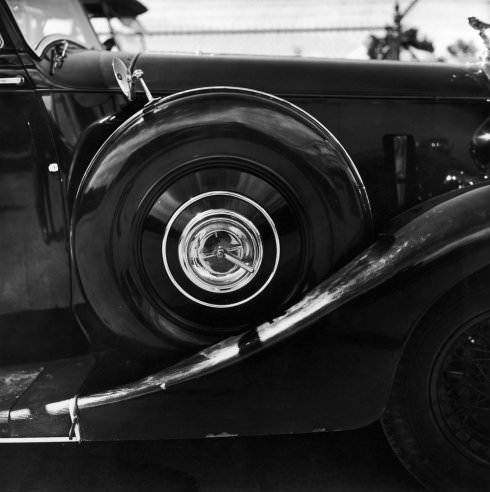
45,179 -> 490,432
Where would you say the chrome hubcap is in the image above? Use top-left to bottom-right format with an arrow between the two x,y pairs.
178,209 -> 263,293
162,191 -> 280,308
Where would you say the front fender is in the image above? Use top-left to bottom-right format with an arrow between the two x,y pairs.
46,182 -> 490,429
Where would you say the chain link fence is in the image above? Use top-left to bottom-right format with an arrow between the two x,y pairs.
95,0 -> 490,61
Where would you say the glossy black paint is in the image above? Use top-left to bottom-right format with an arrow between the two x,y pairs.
1,0 -> 490,440
29,50 -> 490,230
79,322 -> 398,440
72,88 -> 372,354
0,23 -> 87,364
51,180 -> 490,422
18,178 -> 490,441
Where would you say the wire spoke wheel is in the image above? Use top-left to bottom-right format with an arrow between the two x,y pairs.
382,279 -> 490,491
433,318 -> 490,465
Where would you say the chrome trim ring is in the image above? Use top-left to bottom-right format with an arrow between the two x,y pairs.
162,191 -> 280,308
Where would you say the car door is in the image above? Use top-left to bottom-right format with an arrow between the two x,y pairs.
0,13 -> 84,365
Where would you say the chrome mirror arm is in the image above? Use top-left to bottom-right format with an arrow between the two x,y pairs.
132,69 -> 154,104
112,58 -> 155,104
50,40 -> 69,75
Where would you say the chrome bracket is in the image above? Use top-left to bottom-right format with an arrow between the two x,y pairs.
48,163 -> 59,173
68,395 -> 80,441
132,69 -> 154,104
50,40 -> 69,75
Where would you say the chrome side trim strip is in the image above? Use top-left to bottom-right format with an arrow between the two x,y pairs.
0,437 -> 78,443
0,76 -> 24,86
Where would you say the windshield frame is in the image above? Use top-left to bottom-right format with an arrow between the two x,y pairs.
5,0 -> 102,56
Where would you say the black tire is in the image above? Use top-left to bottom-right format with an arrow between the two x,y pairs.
72,88 -> 371,355
382,277 -> 490,491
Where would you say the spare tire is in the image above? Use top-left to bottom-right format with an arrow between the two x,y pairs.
72,87 -> 372,355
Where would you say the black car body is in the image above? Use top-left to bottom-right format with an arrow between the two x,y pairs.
1,1 -> 490,490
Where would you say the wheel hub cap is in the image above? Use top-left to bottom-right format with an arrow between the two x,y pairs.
162,191 -> 280,308
178,210 -> 263,293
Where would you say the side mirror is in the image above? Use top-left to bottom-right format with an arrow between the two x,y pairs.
112,57 -> 154,104
112,57 -> 133,100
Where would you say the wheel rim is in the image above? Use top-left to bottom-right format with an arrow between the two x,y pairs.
432,316 -> 490,465
137,161 -> 306,333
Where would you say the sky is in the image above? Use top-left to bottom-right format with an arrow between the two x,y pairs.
136,0 -> 490,60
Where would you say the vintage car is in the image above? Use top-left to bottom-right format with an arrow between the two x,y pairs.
1,0 -> 490,490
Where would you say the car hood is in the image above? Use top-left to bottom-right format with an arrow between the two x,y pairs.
45,49 -> 490,100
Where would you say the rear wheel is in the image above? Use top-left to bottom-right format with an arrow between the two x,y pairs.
383,281 -> 490,491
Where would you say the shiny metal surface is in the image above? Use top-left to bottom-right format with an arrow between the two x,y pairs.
132,69 -> 154,103
112,57 -> 133,100
48,163 -> 59,173
0,76 -> 24,85
163,191 -> 278,307
50,40 -> 69,75
0,437 -> 76,443
177,212 -> 262,290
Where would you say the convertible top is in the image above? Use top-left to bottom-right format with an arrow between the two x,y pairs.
81,0 -> 147,18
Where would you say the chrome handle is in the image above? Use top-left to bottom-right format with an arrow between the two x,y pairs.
0,76 -> 25,86
223,251 -> 255,273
